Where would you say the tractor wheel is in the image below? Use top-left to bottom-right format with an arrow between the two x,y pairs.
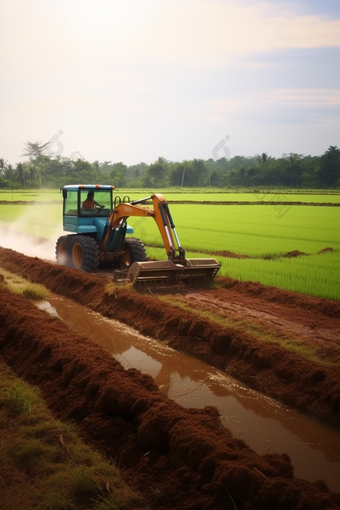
55,235 -> 73,267
121,238 -> 147,268
70,235 -> 100,272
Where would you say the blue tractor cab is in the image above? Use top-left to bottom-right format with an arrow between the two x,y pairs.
61,184 -> 134,240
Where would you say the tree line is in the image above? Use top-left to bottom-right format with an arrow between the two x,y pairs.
0,141 -> 339,190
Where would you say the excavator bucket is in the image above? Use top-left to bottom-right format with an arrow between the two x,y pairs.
113,258 -> 221,285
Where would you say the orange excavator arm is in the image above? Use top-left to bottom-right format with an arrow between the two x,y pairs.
102,192 -> 220,284
102,194 -> 185,260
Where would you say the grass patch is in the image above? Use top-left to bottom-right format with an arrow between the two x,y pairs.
104,281 -> 134,295
20,283 -> 49,300
3,380 -> 40,415
7,281 -> 48,300
0,361 -> 143,510
0,268 -> 49,299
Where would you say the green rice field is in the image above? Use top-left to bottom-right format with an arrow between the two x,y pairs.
119,190 -> 340,204
0,189 -> 339,300
131,202 -> 340,300
1,188 -> 340,203
142,204 -> 340,257
146,246 -> 339,300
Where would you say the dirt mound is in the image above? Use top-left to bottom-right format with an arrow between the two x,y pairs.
318,247 -> 334,254
283,250 -> 307,258
219,276 -> 340,318
0,246 -> 340,429
1,285 -> 340,509
212,250 -> 251,259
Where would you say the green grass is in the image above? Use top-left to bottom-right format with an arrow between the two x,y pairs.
129,204 -> 340,257
4,380 -> 40,415
0,189 -> 61,202
219,250 -> 340,300
117,189 -> 340,203
20,284 -> 49,300
146,246 -> 340,300
1,187 -> 340,203
0,269 -> 50,300
0,362 -> 142,510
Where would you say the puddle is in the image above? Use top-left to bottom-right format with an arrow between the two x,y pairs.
37,297 -> 340,493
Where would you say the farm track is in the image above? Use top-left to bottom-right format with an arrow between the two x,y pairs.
1,246 -> 340,508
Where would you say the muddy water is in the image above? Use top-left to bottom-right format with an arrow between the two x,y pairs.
37,296 -> 340,493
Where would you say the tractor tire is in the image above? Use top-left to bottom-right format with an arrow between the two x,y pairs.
121,238 -> 147,268
69,235 -> 100,272
55,235 -> 73,267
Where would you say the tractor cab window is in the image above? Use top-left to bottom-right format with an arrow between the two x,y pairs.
64,190 -> 78,216
80,189 -> 112,216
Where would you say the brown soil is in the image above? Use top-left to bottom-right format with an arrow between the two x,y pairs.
283,250 -> 307,257
318,247 -> 334,254
211,250 -> 252,259
210,249 -> 309,259
1,246 -> 340,508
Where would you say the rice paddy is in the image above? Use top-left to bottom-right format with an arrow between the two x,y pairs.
130,204 -> 340,257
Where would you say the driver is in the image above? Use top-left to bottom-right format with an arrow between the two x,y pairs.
82,191 -> 103,210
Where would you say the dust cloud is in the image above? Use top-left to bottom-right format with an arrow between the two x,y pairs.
0,205 -> 63,261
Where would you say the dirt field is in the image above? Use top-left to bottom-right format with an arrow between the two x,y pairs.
1,245 -> 340,509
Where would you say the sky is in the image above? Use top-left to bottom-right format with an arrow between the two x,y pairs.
1,0 -> 340,166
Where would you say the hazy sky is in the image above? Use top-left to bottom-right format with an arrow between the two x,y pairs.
1,0 -> 339,166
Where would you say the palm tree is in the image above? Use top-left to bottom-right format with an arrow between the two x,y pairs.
21,140 -> 50,159
0,158 -> 8,176
15,162 -> 27,187
284,154 -> 303,187
256,153 -> 273,165
155,156 -> 168,165
5,164 -> 15,181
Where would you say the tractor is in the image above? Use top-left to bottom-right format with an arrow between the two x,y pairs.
56,185 -> 221,284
